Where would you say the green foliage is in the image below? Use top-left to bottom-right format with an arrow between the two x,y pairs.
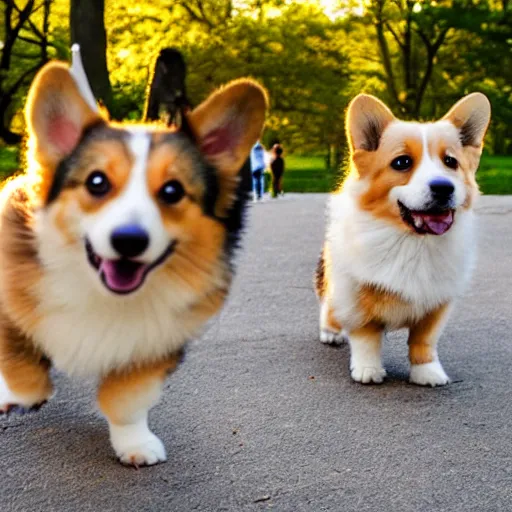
102,1 -> 353,152
1,0 -> 511,178
0,145 -> 19,177
356,0 -> 512,153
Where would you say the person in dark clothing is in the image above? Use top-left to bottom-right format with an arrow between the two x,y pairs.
270,143 -> 285,198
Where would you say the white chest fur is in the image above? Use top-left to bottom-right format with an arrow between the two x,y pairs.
33,264 -> 199,376
31,224 -> 204,376
326,191 -> 476,324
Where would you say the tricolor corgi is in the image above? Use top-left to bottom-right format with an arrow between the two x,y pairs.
0,56 -> 267,466
316,93 -> 491,386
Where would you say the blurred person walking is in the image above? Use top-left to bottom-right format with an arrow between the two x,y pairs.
250,141 -> 266,201
270,143 -> 285,198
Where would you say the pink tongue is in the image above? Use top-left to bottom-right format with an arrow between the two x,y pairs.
100,260 -> 147,293
417,211 -> 454,235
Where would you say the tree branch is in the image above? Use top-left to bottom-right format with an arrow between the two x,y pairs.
11,0 -> 47,39
0,0 -> 36,69
432,27 -> 449,52
178,0 -> 214,28
16,35 -> 43,45
385,22 -> 404,48
415,27 -> 431,50
414,27 -> 449,115
374,0 -> 401,109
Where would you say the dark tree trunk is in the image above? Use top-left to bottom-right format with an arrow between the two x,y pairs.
402,2 -> 415,113
42,0 -> 51,62
374,0 -> 401,112
414,28 -> 449,117
325,145 -> 332,171
70,0 -> 114,113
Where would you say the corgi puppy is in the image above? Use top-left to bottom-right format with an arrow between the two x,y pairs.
0,60 -> 267,466
316,93 -> 491,386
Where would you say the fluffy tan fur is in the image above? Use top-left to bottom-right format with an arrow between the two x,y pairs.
0,60 -> 268,465
317,92 -> 491,385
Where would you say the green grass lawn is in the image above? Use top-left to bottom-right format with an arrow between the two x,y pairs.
1,145 -> 512,195
0,146 -> 20,178
476,155 -> 512,195
283,154 -> 340,193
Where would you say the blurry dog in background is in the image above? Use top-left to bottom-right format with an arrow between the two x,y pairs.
144,47 -> 191,127
316,92 -> 490,386
0,52 -> 267,466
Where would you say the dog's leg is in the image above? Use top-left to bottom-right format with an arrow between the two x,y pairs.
316,248 -> 347,345
348,322 -> 386,384
408,304 -> 451,387
97,354 -> 181,467
0,323 -> 53,413
319,300 -> 347,345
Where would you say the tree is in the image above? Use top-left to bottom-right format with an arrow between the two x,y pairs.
367,0 -> 456,117
0,0 -> 52,143
1,0 -> 511,156
70,0 -> 113,113
345,0 -> 512,152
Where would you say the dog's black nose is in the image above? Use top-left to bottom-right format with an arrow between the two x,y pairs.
111,225 -> 149,258
430,178 -> 454,203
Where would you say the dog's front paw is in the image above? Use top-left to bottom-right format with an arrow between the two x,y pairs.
0,373 -> 50,414
320,329 -> 348,345
116,434 -> 167,467
350,365 -> 387,384
110,422 -> 167,467
410,360 -> 450,387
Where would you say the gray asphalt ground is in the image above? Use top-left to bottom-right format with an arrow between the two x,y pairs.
2,194 -> 512,512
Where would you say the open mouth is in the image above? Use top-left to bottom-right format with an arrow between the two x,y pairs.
398,201 -> 455,236
85,239 -> 176,295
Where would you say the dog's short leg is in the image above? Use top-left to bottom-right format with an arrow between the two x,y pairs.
348,322 -> 386,384
0,323 -> 53,413
317,249 -> 346,344
319,301 -> 348,345
97,354 -> 181,467
408,304 -> 451,387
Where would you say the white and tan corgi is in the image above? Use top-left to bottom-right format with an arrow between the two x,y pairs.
0,57 -> 267,466
316,93 -> 491,386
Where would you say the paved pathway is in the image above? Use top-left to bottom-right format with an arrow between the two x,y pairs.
2,194 -> 512,511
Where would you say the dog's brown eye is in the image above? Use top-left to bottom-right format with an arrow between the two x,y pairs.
390,155 -> 413,172
85,171 -> 111,197
444,155 -> 458,169
158,180 -> 185,205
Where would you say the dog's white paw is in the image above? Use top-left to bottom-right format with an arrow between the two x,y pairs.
116,434 -> 167,467
349,339 -> 385,384
350,365 -> 387,384
110,421 -> 167,467
410,360 -> 450,387
320,329 -> 348,345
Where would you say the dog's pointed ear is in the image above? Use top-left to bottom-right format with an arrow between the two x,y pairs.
187,79 -> 268,214
25,62 -> 102,169
442,93 -> 491,147
346,94 -> 395,152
